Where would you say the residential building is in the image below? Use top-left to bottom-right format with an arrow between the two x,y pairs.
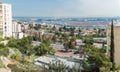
76,39 -> 83,46
12,21 -> 23,39
51,43 -> 65,51
93,43 -> 107,48
0,2 -> 12,38
107,22 -> 120,65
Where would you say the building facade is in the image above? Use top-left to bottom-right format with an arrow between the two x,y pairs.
0,2 -> 12,38
12,21 -> 23,39
107,22 -> 120,65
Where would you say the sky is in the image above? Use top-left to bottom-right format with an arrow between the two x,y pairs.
2,0 -> 120,17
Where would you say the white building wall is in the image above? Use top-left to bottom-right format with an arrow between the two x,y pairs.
12,21 -> 23,39
0,3 -> 12,38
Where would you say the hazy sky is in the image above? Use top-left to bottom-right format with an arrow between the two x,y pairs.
3,0 -> 120,17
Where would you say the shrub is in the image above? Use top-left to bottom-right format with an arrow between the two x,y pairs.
73,50 -> 79,54
8,63 -> 45,72
0,63 -> 6,68
0,48 -> 9,57
10,54 -> 21,61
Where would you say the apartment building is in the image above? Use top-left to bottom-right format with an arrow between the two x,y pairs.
107,22 -> 120,65
0,2 -> 12,38
12,21 -> 23,39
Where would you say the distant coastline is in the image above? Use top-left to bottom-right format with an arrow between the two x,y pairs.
13,16 -> 120,22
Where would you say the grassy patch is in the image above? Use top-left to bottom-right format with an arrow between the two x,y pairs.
8,62 -> 45,72
27,55 -> 39,63
0,48 -> 9,57
0,63 -> 6,68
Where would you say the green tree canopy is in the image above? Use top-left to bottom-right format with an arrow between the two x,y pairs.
7,36 -> 34,56
82,45 -> 112,72
35,38 -> 55,56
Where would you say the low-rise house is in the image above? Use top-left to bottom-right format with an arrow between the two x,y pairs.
93,43 -> 107,48
71,41 -> 76,46
27,29 -> 44,36
32,41 -> 41,46
34,56 -> 81,69
93,43 -> 103,48
81,29 -> 93,35
93,38 -> 107,43
93,38 -> 107,41
76,39 -> 83,46
51,43 -> 65,51
43,33 -> 54,39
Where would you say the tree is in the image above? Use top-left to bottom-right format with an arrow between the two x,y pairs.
63,26 -> 67,31
63,37 -> 76,51
70,36 -> 76,42
55,31 -> 61,36
52,26 -> 56,31
48,61 -> 67,72
69,27 -> 75,36
110,21 -> 115,71
59,27 -> 63,32
34,24 -> 39,30
84,35 -> 93,45
82,45 -> 112,72
35,38 -> 55,56
7,36 -> 34,62
29,24 -> 33,29
0,43 -> 6,49
7,38 -> 19,48
77,33 -> 82,39
7,36 -> 34,56
62,33 -> 69,41
63,42 -> 69,51
38,24 -> 41,29
35,43 -> 47,56
51,35 -> 57,43
78,28 -> 81,32
48,61 -> 81,72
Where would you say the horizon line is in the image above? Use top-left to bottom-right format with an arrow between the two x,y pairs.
12,16 -> 120,18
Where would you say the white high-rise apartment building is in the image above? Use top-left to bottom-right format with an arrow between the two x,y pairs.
0,2 -> 12,38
